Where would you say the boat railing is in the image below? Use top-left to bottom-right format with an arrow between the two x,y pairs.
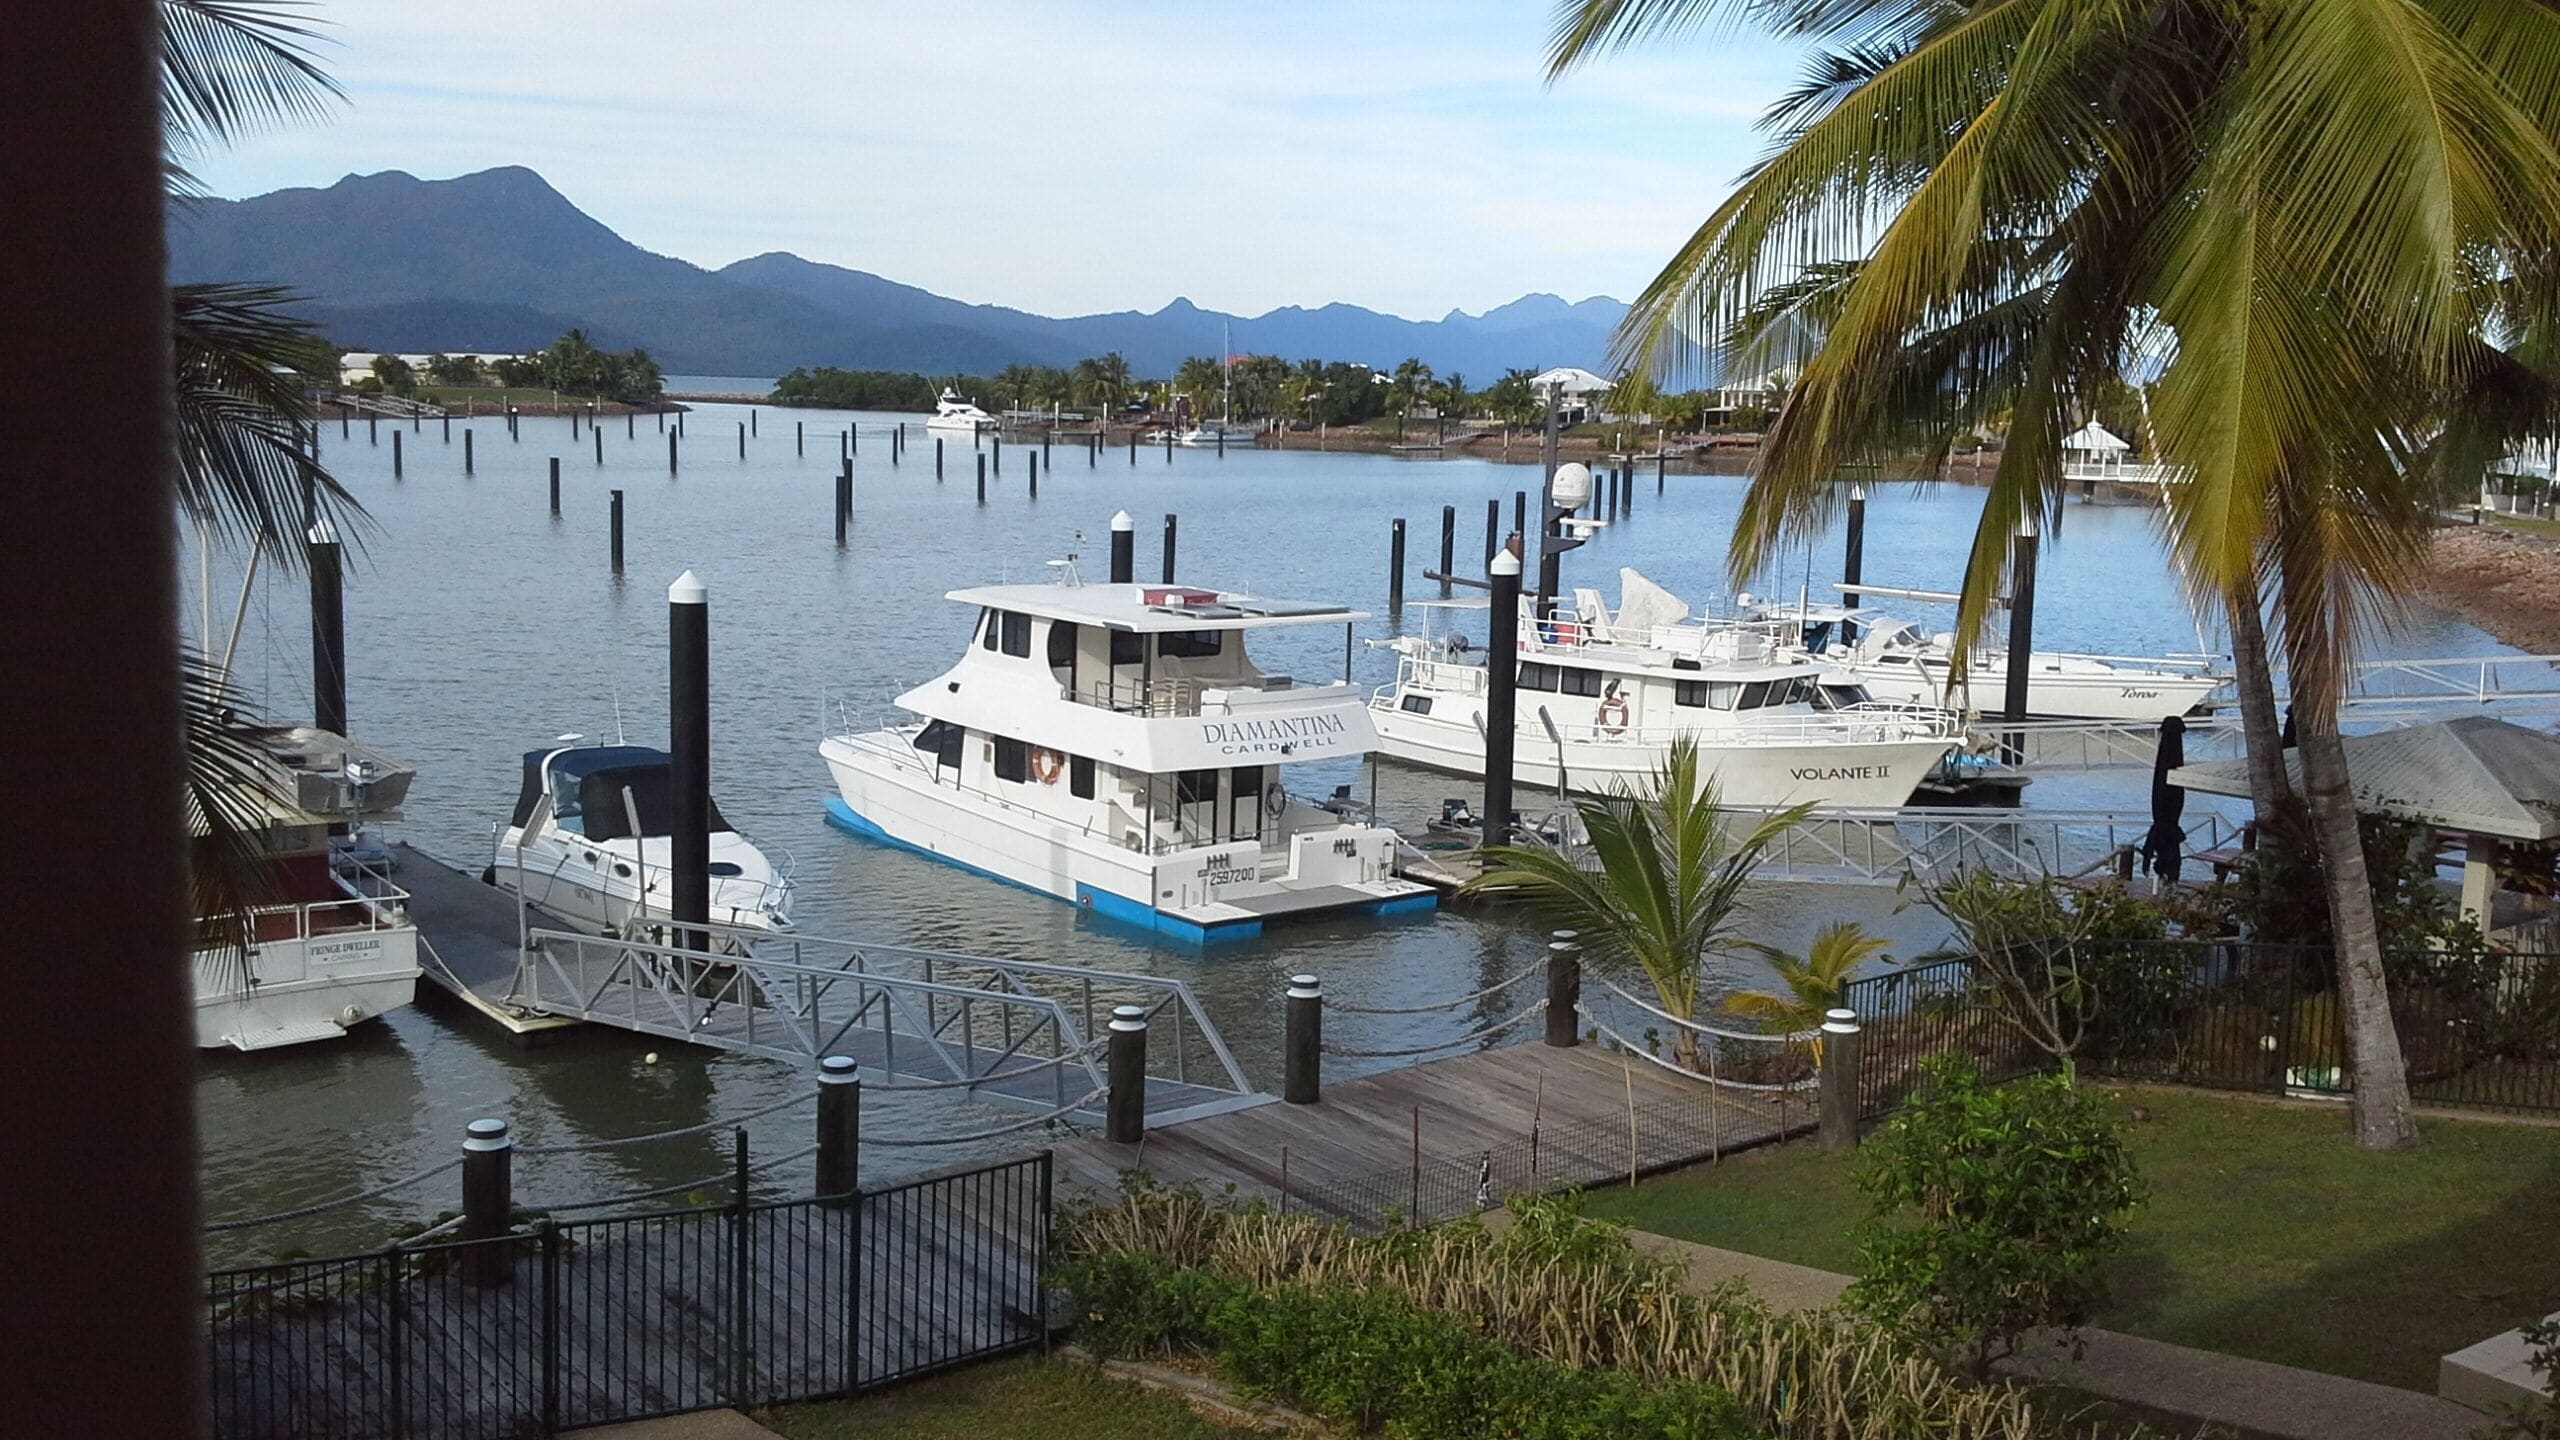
2061,458 -> 2189,487
244,865 -> 412,945
1062,672 -> 1336,717
1511,702 -> 1963,751
484,818 -> 797,924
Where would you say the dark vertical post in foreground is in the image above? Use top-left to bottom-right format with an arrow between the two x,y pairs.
1161,513 -> 1178,583
1842,483 -> 1866,643
668,430 -> 679,476
1029,450 -> 1039,499
1819,1009 -> 1862,1149
976,453 -> 986,504
368,413 -> 377,445
1484,499 -> 1499,565
736,422 -> 745,460
1545,933 -> 1581,1047
1388,518 -> 1405,613
1109,510 -> 1135,583
836,459 -> 852,545
796,421 -> 804,457
594,426 -> 603,465
1107,1005 -> 1148,1143
610,489 -> 625,573
816,1055 -> 860,1200
669,571 -> 711,952
549,457 -> 561,516
2003,513 -> 2038,760
1438,505 -> 1455,595
307,519 -> 346,737
465,428 -> 475,475
1484,547 -> 1521,845
1284,975 -> 1321,1104
993,435 -> 1002,475
461,1118 -> 513,1287
936,436 -> 945,479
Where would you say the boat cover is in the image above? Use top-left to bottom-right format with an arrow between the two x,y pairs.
1616,569 -> 1690,634
512,746 -> 729,837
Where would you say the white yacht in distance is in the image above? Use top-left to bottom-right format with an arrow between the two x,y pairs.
1370,570 -> 1963,809
195,727 -> 422,1051
926,388 -> 995,435
1742,593 -> 2228,723
491,741 -> 795,938
819,526 -> 1436,942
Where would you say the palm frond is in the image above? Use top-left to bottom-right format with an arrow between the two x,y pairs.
160,0 -> 339,156
173,281 -> 364,563
184,650 -> 286,979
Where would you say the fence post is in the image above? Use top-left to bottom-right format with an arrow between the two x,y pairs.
383,1245 -> 407,1439
1107,1005 -> 1148,1142
461,1118 -> 512,1287
540,1220 -> 560,1432
1284,975 -> 1321,1104
1545,933 -> 1580,1046
818,1055 -> 860,1201
731,1127 -> 750,1407
1819,1008 -> 1862,1150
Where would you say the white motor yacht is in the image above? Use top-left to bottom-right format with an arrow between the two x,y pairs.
194,727 -> 423,1051
1369,570 -> 1962,810
492,742 -> 795,938
925,388 -> 994,435
1744,595 -> 2228,723
819,533 -> 1435,942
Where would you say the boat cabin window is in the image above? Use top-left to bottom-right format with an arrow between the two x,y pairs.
1558,667 -> 1603,698
980,607 -> 997,651
992,736 -> 1030,783
1157,630 -> 1224,660
1069,754 -> 1096,799
1175,769 -> 1217,805
1518,662 -> 1559,691
1801,620 -> 1838,653
912,719 -> 963,769
1046,620 -> 1078,668
1400,693 -> 1433,714
1815,682 -> 1872,710
1109,629 -> 1144,666
999,611 -> 1032,658
1736,678 -> 1817,709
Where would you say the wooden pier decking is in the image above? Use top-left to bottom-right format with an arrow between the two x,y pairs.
1053,1040 -> 1808,1225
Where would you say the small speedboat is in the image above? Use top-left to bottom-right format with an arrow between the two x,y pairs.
492,742 -> 795,938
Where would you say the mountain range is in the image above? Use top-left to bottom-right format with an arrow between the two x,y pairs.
166,166 -> 1629,379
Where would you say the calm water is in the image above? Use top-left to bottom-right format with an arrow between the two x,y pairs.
194,404 -> 2515,1262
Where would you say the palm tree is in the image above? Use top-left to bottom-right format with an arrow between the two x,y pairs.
1096,351 -> 1133,414
1389,356 -> 1433,416
1727,922 -> 1888,1062
1461,738 -> 1810,1068
1549,0 -> 2560,1150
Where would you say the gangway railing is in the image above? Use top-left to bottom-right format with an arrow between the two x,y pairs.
1689,806 -> 2244,886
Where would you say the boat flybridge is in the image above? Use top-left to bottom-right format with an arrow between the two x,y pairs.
1739,585 -> 2229,723
819,532 -> 1436,942
1370,568 -> 1965,809
195,726 -> 423,1051
926,388 -> 994,435
492,741 -> 796,939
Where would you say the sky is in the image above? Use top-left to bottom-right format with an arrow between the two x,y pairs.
189,1 -> 1806,321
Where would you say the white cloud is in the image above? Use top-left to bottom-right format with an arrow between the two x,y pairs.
191,0 -> 1802,317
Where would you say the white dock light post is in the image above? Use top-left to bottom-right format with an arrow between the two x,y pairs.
1819,1008 -> 1864,1150
306,518 -> 346,737
1485,546 -> 1523,847
1107,1005 -> 1149,1142
816,1056 -> 860,1202
461,1117 -> 514,1286
1108,509 -> 1135,584
669,570 -> 711,951
1284,975 -> 1322,1104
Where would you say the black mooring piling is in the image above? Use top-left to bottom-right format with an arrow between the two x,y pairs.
391,430 -> 403,479
935,436 -> 945,479
1388,519 -> 1406,611
976,453 -> 986,504
669,430 -> 679,476
1161,513 -> 1178,583
368,413 -> 377,446
594,426 -> 603,465
736,422 -> 745,460
1485,547 -> 1523,845
464,429 -> 475,475
610,489 -> 624,572
307,519 -> 345,737
668,570 -> 710,953
1029,451 -> 1039,499
992,436 -> 1001,475
1485,500 -> 1499,565
836,459 -> 852,545
1109,511 -> 1135,583
549,458 -> 561,515
796,421 -> 804,457
1843,483 -> 1867,642
1439,505 -> 1455,595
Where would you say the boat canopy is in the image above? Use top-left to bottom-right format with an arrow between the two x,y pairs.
946,581 -> 1365,633
513,745 -> 729,838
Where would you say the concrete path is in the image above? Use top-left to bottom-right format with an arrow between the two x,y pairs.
1625,1229 -> 2485,1440
574,1411 -> 785,1440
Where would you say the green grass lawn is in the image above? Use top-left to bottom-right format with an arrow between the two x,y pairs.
1582,1086 -> 2560,1391
758,1357 -> 1262,1439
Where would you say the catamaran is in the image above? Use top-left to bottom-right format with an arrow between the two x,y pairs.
819,519 -> 1435,942
491,740 -> 796,938
194,726 -> 423,1051
925,388 -> 995,435
1369,569 -> 1963,809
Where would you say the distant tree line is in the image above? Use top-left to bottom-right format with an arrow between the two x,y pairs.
349,330 -> 664,404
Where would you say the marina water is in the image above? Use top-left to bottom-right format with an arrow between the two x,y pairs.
195,402 -> 2519,1262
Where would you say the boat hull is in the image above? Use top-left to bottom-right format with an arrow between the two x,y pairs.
1370,706 -> 1952,808
1853,659 -> 2222,723
193,931 -> 420,1050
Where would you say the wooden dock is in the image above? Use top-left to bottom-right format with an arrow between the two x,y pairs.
1053,1040 -> 1807,1226
395,842 -> 580,1040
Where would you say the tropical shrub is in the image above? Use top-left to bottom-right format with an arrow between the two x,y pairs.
1905,872 -> 2175,1076
1849,1058 -> 2144,1375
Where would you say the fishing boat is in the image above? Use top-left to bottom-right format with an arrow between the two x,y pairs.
1369,570 -> 1963,809
194,726 -> 423,1051
1742,590 -> 2228,723
491,741 -> 796,938
818,527 -> 1435,942
925,388 -> 994,435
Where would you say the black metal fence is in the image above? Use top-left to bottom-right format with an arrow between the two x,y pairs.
204,1152 -> 1051,1439
1841,943 -> 2560,1117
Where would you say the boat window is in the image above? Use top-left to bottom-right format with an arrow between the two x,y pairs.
1046,620 -> 1078,668
1109,629 -> 1144,666
980,607 -> 998,652
992,736 -> 1030,783
1737,681 -> 1776,709
1802,621 -> 1837,653
1176,769 -> 1217,805
1877,652 -> 1912,664
1677,681 -> 1740,710
913,719 -> 963,768
1069,754 -> 1095,799
708,862 -> 743,877
1559,667 -> 1603,698
1000,611 -> 1032,658
1817,682 -> 1872,710
1158,630 -> 1224,660
1517,662 -> 1558,691
1674,680 -> 1710,708
1400,694 -> 1433,714
1230,765 -> 1264,840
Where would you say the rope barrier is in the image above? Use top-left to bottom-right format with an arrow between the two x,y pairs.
861,1087 -> 1106,1146
1322,960 -> 1547,1016
203,1158 -> 464,1234
1580,1009 -> 1820,1095
517,1090 -> 816,1156
1320,998 -> 1547,1059
1589,974 -> 1819,1044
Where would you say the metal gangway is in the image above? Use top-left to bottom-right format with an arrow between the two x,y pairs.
1724,804 -> 2243,886
511,920 -> 1261,1126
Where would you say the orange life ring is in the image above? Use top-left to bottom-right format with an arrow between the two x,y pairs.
1595,690 -> 1631,735
1030,747 -> 1066,784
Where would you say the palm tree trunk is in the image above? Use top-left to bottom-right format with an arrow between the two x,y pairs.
2296,711 -> 2420,1149
2222,577 -> 2291,831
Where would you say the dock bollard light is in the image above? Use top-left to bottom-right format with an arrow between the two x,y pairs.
1819,1008 -> 1863,1152
1285,975 -> 1322,1105
1107,1004 -> 1149,1143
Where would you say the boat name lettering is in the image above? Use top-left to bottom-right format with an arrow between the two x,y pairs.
308,936 -> 385,965
1788,765 -> 1889,782
2120,688 -> 2159,698
1199,713 -> 1349,755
